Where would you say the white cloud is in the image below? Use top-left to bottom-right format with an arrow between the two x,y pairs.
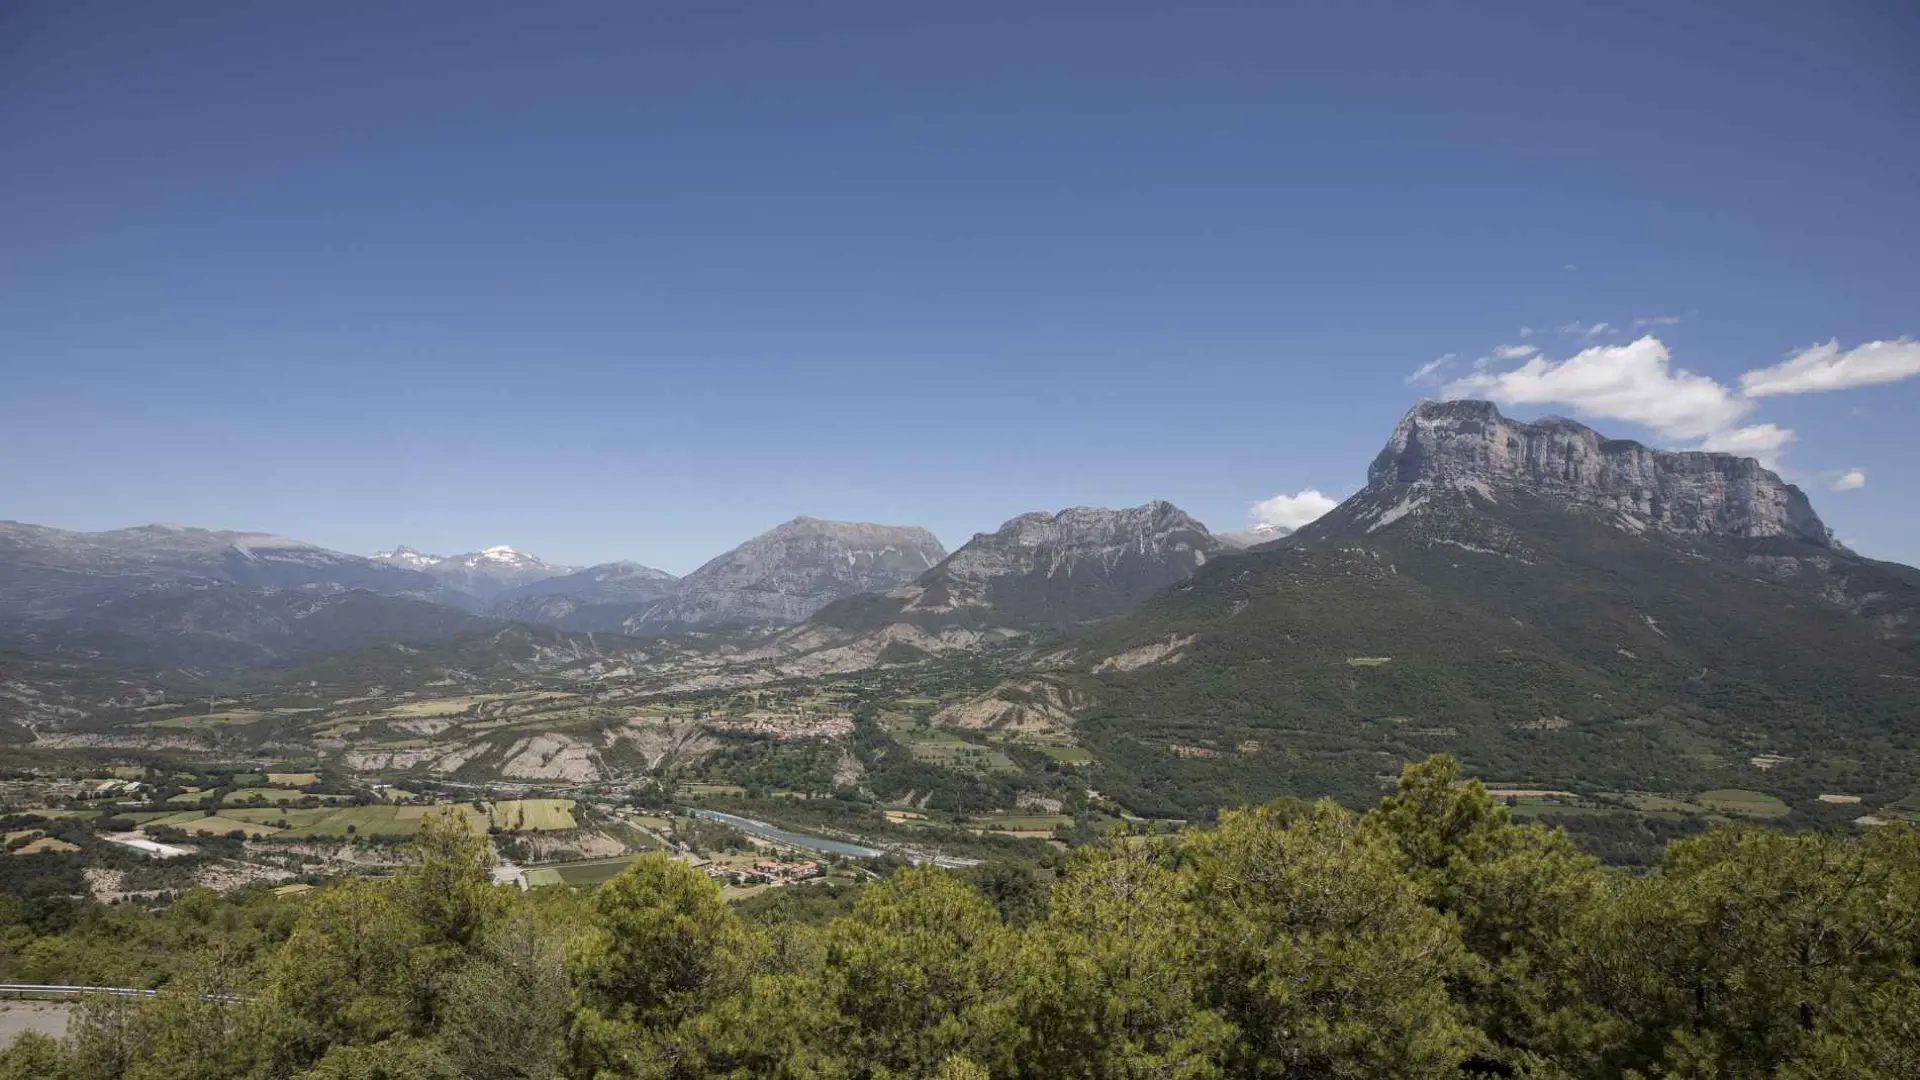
1250,490 -> 1339,531
1518,326 -> 1535,338
1492,344 -> 1538,360
1564,264 -> 1577,272
1740,338 -> 1920,397
1555,321 -> 1610,337
1405,354 -> 1455,386
1633,314 -> 1683,329
1831,469 -> 1866,492
1442,335 -> 1793,467
1699,424 -> 1795,461
1445,336 -> 1749,440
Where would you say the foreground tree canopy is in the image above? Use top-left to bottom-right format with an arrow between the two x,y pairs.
4,756 -> 1918,1080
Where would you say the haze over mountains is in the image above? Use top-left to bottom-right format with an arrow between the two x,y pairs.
370,545 -> 580,602
4,402 -> 1912,676
3,399 -> 1917,829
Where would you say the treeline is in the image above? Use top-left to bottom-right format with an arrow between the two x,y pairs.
4,755 -> 1918,1079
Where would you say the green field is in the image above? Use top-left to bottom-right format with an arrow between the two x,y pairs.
1611,792 -> 1708,814
1694,789 -> 1791,819
266,772 -> 319,787
970,813 -> 1071,831
225,788 -> 347,805
1509,803 -> 1626,820
376,695 -> 502,719
1031,744 -> 1094,764
221,807 -> 331,828
166,788 -> 215,805
114,811 -> 185,824
523,855 -> 641,889
488,799 -> 577,831
140,710 -> 271,729
900,731 -> 1017,773
681,783 -> 748,798
270,805 -> 457,839
146,813 -> 283,837
217,800 -> 571,839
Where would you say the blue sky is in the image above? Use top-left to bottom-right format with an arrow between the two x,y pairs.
3,0 -> 1916,572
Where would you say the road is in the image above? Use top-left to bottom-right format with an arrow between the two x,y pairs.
688,808 -> 979,868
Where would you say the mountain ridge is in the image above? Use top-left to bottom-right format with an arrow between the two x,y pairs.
1338,399 -> 1835,547
1072,402 -> 1919,814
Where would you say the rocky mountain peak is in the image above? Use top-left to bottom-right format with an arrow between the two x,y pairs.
1217,522 -> 1294,549
620,518 -> 949,630
486,559 -> 681,618
370,545 -> 443,567
1358,400 -> 1836,546
371,543 -> 576,600
979,500 -> 1206,551
763,515 -> 945,552
895,501 -> 1219,624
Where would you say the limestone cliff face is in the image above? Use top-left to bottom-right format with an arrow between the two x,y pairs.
1365,401 -> 1834,546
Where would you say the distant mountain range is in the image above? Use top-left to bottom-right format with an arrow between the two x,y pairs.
6,400 -> 1916,725
0,516 -> 947,671
8,399 -> 1917,826
370,545 -> 579,601
0,523 -> 447,616
490,518 -> 948,637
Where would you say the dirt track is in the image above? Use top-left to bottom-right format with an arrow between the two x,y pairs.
0,1000 -> 71,1043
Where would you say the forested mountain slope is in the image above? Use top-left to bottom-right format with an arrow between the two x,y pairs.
1076,403 -> 1920,815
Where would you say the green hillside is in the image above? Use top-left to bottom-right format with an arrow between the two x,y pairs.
1078,489 -> 1920,818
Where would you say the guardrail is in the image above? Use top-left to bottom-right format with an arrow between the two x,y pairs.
0,984 -> 156,999
0,984 -> 250,1005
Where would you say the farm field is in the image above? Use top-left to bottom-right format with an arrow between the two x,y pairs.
147,813 -> 283,837
140,710 -> 271,729
1694,789 -> 1791,819
225,788 -> 350,805
1609,792 -> 1707,814
374,696 -> 503,719
899,730 -> 1016,773
11,836 -> 80,855
681,783 -> 747,798
969,813 -> 1071,832
1030,744 -> 1094,764
266,772 -> 319,787
487,799 -> 577,831
523,855 -> 640,889
204,800 -> 575,838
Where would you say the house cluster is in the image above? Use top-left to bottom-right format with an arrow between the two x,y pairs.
752,859 -> 821,882
81,778 -> 146,799
702,711 -> 855,740
698,858 -> 823,886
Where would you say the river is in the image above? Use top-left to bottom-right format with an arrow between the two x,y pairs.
686,808 -> 977,867
687,808 -> 887,858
